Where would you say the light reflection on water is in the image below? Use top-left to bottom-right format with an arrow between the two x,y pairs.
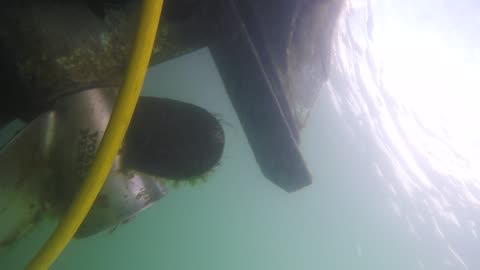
330,0 -> 480,268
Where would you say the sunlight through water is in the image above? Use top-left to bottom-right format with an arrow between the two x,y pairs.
328,0 -> 480,268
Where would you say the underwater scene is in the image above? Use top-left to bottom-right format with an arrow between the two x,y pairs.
1,0 -> 480,269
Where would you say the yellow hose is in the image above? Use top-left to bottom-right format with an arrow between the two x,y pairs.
25,1 -> 164,269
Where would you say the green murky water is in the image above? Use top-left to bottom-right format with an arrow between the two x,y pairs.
0,47 -> 410,270
2,0 -> 480,264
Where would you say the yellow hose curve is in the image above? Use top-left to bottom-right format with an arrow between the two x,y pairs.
25,1 -> 164,269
